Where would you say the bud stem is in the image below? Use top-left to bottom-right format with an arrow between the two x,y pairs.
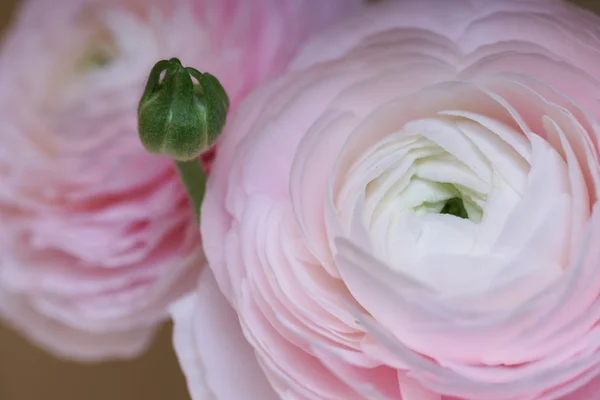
175,158 -> 206,222
138,58 -> 229,223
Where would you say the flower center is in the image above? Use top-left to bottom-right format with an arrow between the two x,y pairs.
409,178 -> 484,223
334,99 -> 577,298
77,43 -> 118,71
337,114 -> 532,267
439,197 -> 469,219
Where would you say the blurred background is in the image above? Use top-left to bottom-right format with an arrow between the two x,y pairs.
0,0 -> 598,399
0,0 -> 189,398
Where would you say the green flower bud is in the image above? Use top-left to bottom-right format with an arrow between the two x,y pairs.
138,58 -> 229,161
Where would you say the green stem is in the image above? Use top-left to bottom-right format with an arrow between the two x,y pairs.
175,158 -> 206,222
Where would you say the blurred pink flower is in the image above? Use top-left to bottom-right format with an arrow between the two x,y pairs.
173,0 -> 600,398
0,0 -> 363,360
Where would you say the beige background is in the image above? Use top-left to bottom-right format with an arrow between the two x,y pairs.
0,1 -> 599,399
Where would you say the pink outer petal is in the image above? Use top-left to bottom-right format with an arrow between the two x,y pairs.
171,268 -> 278,400
561,375 -> 600,400
398,375 -> 443,400
0,288 -> 154,361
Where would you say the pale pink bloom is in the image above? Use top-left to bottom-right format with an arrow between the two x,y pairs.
174,0 -> 600,398
0,0 -> 363,360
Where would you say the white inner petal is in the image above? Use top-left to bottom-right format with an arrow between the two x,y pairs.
336,111 -> 574,297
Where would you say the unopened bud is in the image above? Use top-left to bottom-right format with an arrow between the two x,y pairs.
138,58 -> 229,161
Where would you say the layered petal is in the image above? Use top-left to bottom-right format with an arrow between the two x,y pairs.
197,0 -> 600,399
171,269 -> 278,400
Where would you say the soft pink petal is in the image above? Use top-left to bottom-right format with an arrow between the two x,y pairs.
171,269 -> 278,400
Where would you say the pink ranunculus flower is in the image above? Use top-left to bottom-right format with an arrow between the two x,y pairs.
0,0 -> 363,360
172,0 -> 600,398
